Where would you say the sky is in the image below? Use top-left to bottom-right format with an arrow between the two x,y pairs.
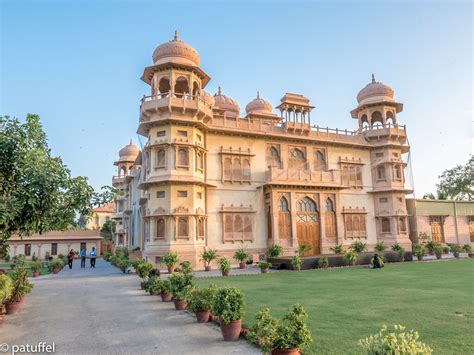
1,0 -> 472,197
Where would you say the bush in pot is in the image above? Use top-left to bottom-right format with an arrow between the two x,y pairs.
425,241 -> 438,255
391,243 -> 405,262
0,275 -> 13,326
176,260 -> 193,274
249,304 -> 312,355
117,258 -> 131,273
350,240 -> 367,254
162,251 -> 179,273
374,241 -> 386,254
30,261 -> 42,277
102,251 -> 111,262
49,259 -> 63,274
144,276 -> 161,295
158,279 -> 172,301
169,272 -> 194,310
234,247 -> 249,269
290,254 -> 302,271
211,286 -> 244,341
199,248 -> 218,271
450,244 -> 461,258
318,256 -> 329,269
258,261 -> 272,273
6,267 -> 33,314
330,244 -> 343,254
186,284 -> 218,323
267,244 -> 283,258
218,257 -> 231,276
297,244 -> 312,255
412,244 -> 426,261
343,251 -> 357,266
442,246 -> 450,254
462,244 -> 472,253
137,262 -> 153,289
433,245 -> 444,260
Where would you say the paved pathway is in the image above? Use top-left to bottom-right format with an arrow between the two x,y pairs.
2,259 -> 259,355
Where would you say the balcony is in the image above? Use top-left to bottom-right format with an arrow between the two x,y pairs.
110,212 -> 123,220
112,176 -> 126,187
265,167 -> 342,188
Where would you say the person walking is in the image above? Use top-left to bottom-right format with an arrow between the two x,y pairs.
67,249 -> 75,269
90,247 -> 97,268
80,247 -> 87,269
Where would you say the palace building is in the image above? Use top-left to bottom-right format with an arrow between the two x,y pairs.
110,31 -> 413,267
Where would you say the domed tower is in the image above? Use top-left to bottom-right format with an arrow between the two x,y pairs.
112,140 -> 140,246
213,86 -> 240,117
245,92 -> 278,120
351,76 -> 411,250
137,32 -> 211,266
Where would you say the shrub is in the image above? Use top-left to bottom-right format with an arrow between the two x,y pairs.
343,251 -> 358,265
162,251 -> 179,268
267,244 -> 283,258
102,251 -> 111,261
117,258 -> 131,272
9,267 -> 33,302
186,284 -> 218,312
350,240 -> 367,253
115,246 -> 129,259
374,241 -> 386,253
249,304 -> 312,353
418,232 -> 431,246
199,248 -> 218,267
425,241 -> 439,254
358,324 -> 433,354
131,259 -> 145,269
30,261 -> 42,273
391,243 -> 405,260
49,259 -> 64,271
4,254 -> 10,262
136,262 -> 153,279
258,261 -> 272,270
297,244 -> 312,255
330,244 -> 343,254
58,253 -> 66,261
412,244 -> 426,258
433,244 -> 444,256
290,254 -> 302,269
176,260 -> 193,274
158,279 -> 171,294
318,256 -> 329,268
12,254 -> 26,266
462,244 -> 472,253
233,247 -> 249,262
169,272 -> 194,300
31,253 -> 38,262
211,286 -> 244,324
450,244 -> 462,254
144,276 -> 161,294
44,251 -> 51,261
217,257 -> 231,273
0,274 -> 13,304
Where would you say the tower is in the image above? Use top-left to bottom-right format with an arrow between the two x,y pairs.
351,76 -> 412,250
138,31 -> 214,265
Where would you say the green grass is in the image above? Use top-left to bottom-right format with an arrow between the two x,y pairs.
0,262 -> 51,276
196,259 -> 474,354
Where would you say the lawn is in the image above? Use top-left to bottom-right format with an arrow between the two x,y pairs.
195,259 -> 474,354
0,262 -> 51,276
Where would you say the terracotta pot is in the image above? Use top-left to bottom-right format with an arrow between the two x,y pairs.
32,271 -> 40,277
454,252 -> 460,258
261,268 -> 268,274
293,265 -> 301,271
320,264 -> 329,269
220,319 -> 242,341
161,292 -> 172,302
167,266 -> 175,273
53,268 -> 60,274
196,310 -> 211,323
222,271 -> 229,276
435,254 -> 442,260
239,262 -> 246,269
205,265 -> 212,272
140,281 -> 145,290
272,348 -> 300,355
174,299 -> 187,310
417,256 -> 423,261
6,300 -> 22,315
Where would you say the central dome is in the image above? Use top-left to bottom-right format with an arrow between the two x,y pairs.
152,31 -> 200,67
357,74 -> 394,105
245,92 -> 273,114
214,87 -> 240,115
118,140 -> 139,162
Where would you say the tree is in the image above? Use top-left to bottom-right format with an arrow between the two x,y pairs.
0,114 -> 111,256
100,219 -> 116,241
435,156 -> 473,201
422,191 -> 448,200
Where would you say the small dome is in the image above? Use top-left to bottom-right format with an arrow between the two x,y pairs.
152,31 -> 200,67
357,74 -> 394,105
214,87 -> 240,115
118,141 -> 139,162
201,91 -> 215,107
245,92 -> 273,114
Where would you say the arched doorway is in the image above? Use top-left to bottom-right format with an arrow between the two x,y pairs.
296,197 -> 320,255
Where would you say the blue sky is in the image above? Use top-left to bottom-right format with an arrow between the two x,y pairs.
1,0 -> 472,196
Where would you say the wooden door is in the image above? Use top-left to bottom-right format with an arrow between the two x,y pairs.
296,197 -> 320,255
431,222 -> 444,243
469,220 -> 474,242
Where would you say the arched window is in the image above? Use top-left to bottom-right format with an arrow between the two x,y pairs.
234,215 -> 243,233
197,218 -> 204,237
243,159 -> 251,181
386,111 -> 395,126
174,76 -> 189,97
394,164 -> 402,180
315,150 -> 325,171
268,146 -> 280,167
196,151 -> 204,171
377,166 -> 386,180
177,217 -> 188,237
178,148 -> 189,166
356,167 -> 362,185
289,148 -> 306,169
349,166 -> 356,186
157,149 -> 166,167
158,77 -> 171,96
192,81 -> 199,97
291,148 -> 305,159
233,158 -> 242,180
325,198 -> 336,237
297,197 -> 317,212
371,111 -> 383,126
398,217 -> 406,233
381,218 -> 391,233
360,114 -> 369,128
224,158 -> 232,180
342,166 -> 349,185
279,197 -> 289,212
156,218 -> 165,240
225,215 -> 233,233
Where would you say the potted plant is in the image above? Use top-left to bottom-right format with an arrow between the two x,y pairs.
177,260 -> 193,274
30,261 -> 42,277
443,246 -> 450,254
49,259 -> 63,274
412,244 -> 426,261
118,258 -> 131,273
297,244 -> 312,255
162,251 -> 179,273
212,286 -> 244,341
0,275 -> 13,326
169,272 -> 194,310
137,262 -> 153,289
290,254 -> 302,271
426,241 -> 438,255
199,248 -> 218,271
234,247 -> 249,269
318,256 -> 329,269
258,261 -> 272,273
144,276 -> 162,295
267,244 -> 283,258
6,267 -> 33,315
350,240 -> 367,254
433,245 -> 444,260
158,279 -> 172,301
218,257 -> 231,276
343,251 -> 357,266
450,244 -> 462,258
391,243 -> 405,262
249,304 -> 312,355
330,244 -> 343,254
186,284 -> 218,323
102,251 -> 112,261
462,244 -> 472,253
374,241 -> 386,254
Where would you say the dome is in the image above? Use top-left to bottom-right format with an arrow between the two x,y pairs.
201,90 -> 215,107
356,74 -> 394,105
245,92 -> 273,114
213,87 -> 240,115
118,140 -> 139,162
152,31 -> 200,67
